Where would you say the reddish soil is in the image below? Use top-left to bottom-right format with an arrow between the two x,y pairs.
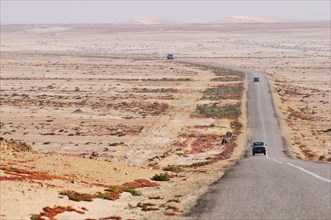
31,206 -> 85,220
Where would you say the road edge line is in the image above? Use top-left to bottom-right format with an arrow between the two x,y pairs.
286,162 -> 331,183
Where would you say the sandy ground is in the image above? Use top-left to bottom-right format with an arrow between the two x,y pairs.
0,21 -> 329,219
0,46 -> 247,219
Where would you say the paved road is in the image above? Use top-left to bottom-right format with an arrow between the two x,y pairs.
186,63 -> 331,219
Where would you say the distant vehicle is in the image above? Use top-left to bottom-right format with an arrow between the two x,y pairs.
253,76 -> 259,82
167,53 -> 174,60
252,141 -> 267,156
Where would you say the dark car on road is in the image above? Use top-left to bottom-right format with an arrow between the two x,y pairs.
167,53 -> 174,60
253,76 -> 260,82
252,141 -> 267,156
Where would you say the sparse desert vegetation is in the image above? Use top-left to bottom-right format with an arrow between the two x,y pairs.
0,43 -> 247,218
1,20 -> 329,219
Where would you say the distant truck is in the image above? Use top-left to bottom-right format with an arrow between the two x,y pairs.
252,141 -> 267,156
253,76 -> 260,82
167,53 -> 174,60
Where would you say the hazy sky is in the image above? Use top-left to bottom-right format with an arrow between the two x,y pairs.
1,1 -> 330,24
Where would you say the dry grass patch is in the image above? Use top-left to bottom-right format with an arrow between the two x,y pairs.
202,83 -> 244,100
195,103 -> 241,119
211,76 -> 241,82
213,68 -> 245,79
59,190 -> 94,202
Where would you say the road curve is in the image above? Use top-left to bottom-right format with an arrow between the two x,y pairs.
184,62 -> 331,219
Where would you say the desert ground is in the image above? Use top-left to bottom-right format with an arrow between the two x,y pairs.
0,20 -> 330,219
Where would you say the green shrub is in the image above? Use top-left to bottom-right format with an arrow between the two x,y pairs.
94,192 -> 120,200
30,215 -> 40,220
149,196 -> 164,199
105,186 -> 124,194
59,190 -> 93,202
163,165 -> 184,173
137,202 -> 157,207
151,173 -> 170,181
174,195 -> 183,198
127,189 -> 142,196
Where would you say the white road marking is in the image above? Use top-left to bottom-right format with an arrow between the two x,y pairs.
272,159 -> 283,164
265,151 -> 269,159
287,162 -> 331,183
257,82 -> 267,141
256,77 -> 268,159
254,75 -> 330,183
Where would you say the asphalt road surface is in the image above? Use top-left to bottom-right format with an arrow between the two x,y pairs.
186,62 -> 331,220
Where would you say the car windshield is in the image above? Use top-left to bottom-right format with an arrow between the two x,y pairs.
253,142 -> 264,145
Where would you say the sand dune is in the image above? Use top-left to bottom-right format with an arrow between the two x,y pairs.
227,16 -> 302,23
127,17 -> 185,25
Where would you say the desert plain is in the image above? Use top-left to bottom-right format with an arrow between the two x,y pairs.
0,19 -> 330,219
